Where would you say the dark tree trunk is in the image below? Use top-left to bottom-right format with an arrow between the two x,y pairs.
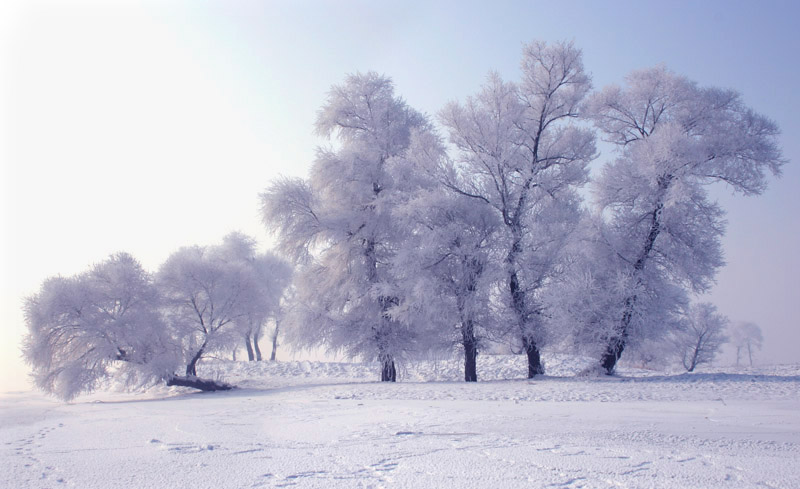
604,186 -> 669,374
509,268 -> 544,378
244,332 -> 255,362
507,248 -> 544,379
523,337 -> 544,378
270,321 -> 279,361
381,357 -> 396,382
460,258 -> 483,383
685,337 -> 702,372
253,330 -> 263,361
601,326 -> 629,374
464,340 -> 478,382
166,375 -> 233,392
600,338 -> 625,375
462,321 -> 478,382
185,343 -> 206,377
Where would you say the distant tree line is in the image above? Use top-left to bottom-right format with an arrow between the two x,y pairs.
24,40 -> 781,399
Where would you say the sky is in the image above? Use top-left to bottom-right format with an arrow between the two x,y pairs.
2,0 -> 798,392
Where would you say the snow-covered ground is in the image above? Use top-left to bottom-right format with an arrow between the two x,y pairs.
2,355 -> 799,488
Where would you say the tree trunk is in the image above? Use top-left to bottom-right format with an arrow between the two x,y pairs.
523,337 -> 544,378
253,330 -> 263,361
600,338 -> 625,375
603,287 -> 638,375
381,357 -> 396,382
463,321 -> 478,382
460,259 -> 482,382
185,343 -> 206,377
270,320 -> 279,361
604,184 -> 669,374
244,332 -> 255,362
686,337 -> 702,372
166,375 -> 233,392
509,268 -> 544,378
747,343 -> 754,366
685,347 -> 698,372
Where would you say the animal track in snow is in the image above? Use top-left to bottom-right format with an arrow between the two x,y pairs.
149,438 -> 220,454
370,459 -> 399,473
285,470 -> 329,479
9,423 -> 67,485
620,460 -> 652,476
546,476 -> 588,487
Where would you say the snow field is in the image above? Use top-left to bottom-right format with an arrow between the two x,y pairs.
2,355 -> 799,488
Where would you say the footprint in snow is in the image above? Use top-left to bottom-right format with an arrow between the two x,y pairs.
285,470 -> 328,479
620,461 -> 652,475
370,460 -> 398,473
248,474 -> 275,488
550,476 -> 588,487
150,439 -> 219,453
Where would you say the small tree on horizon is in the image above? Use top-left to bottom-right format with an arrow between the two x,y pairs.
730,321 -> 763,367
674,302 -> 729,372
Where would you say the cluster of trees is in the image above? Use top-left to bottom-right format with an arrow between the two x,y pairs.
24,40 -> 782,399
23,233 -> 291,400
262,40 -> 783,382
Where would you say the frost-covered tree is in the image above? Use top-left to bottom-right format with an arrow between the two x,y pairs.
268,316 -> 281,362
730,321 -> 763,367
548,209 -> 689,372
383,124 -> 505,382
251,252 -> 292,361
394,180 -> 502,382
23,253 -> 179,400
585,66 -> 784,374
674,302 -> 728,372
157,234 -> 282,377
545,220 -> 651,364
262,72 -> 434,381
219,233 -> 293,361
158,246 -> 245,375
267,285 -> 296,361
438,41 -> 595,377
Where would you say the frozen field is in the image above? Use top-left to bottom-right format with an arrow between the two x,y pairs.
2,355 -> 799,489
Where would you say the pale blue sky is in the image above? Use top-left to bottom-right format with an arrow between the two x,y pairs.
2,0 -> 798,390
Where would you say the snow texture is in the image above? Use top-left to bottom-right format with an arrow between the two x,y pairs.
2,354 -> 798,489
